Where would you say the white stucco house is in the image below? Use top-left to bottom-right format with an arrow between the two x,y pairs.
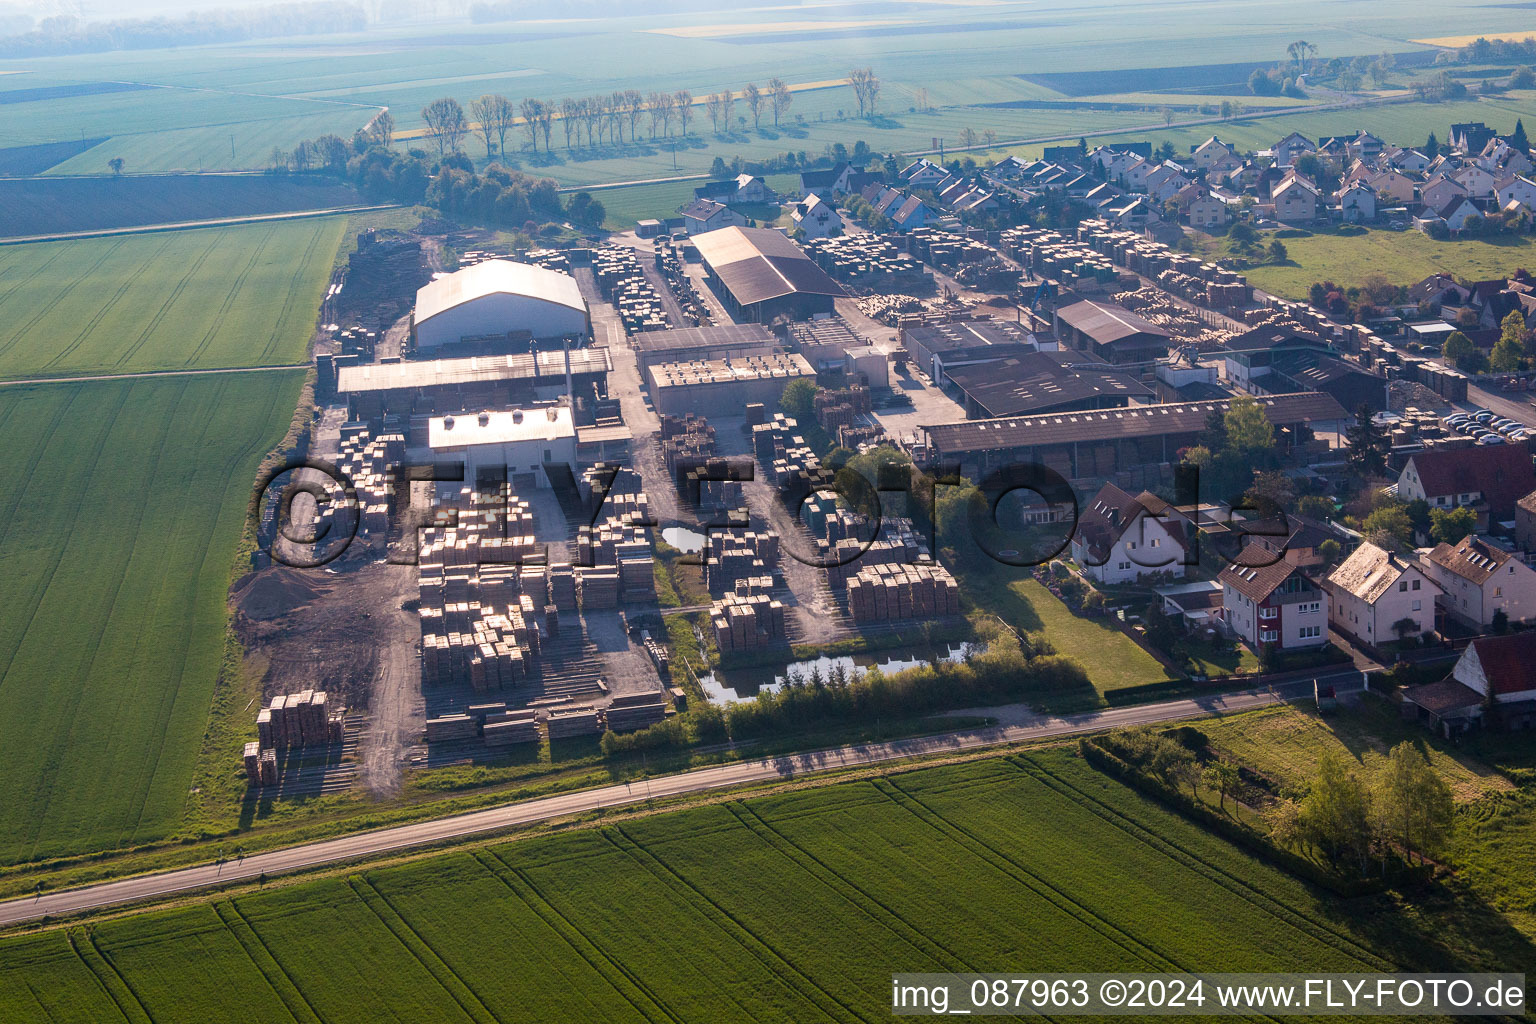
1070,483 -> 1189,585
1219,544 -> 1328,653
1422,535 -> 1536,628
1325,542 -> 1438,646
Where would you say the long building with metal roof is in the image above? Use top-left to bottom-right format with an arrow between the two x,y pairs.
411,259 -> 590,351
336,349 -> 611,419
1054,299 -> 1171,364
691,226 -> 845,323
922,391 -> 1349,481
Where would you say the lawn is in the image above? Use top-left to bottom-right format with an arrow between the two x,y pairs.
1196,701 -> 1514,802
957,562 -> 1180,701
0,217 -> 346,378
9,748 -> 1524,1022
0,371 -> 304,865
1240,227 -> 1536,300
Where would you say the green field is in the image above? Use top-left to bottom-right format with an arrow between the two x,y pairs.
1238,227 -> 1536,299
0,175 -> 366,238
10,748 -> 1522,1023
0,371 -> 304,865
4,0 -> 1536,184
0,217 -> 345,378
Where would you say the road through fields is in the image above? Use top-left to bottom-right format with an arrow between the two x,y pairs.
0,676 -> 1354,927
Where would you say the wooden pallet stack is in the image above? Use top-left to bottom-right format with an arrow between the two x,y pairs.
548,564 -> 577,609
576,512 -> 654,605
710,591 -> 786,653
845,563 -> 960,623
703,527 -> 779,592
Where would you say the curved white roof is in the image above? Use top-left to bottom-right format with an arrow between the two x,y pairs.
414,259 -> 585,328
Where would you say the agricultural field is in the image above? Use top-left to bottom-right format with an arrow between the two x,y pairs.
3,0 -> 1535,185
0,216 -> 346,378
0,175 -> 367,238
9,749 -> 1523,1023
1239,227 -> 1536,299
0,370 -> 305,866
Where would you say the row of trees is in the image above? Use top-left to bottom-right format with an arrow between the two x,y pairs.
398,68 -> 879,161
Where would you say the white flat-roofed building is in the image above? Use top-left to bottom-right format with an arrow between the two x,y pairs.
427,406 -> 577,488
412,260 -> 589,351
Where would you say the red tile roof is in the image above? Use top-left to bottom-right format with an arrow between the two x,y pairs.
1403,445 -> 1536,516
1469,633 -> 1536,696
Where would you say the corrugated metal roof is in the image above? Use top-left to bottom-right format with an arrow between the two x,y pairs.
414,259 -> 585,328
924,392 -> 1348,455
630,323 -> 774,353
1056,299 -> 1171,345
692,226 -> 846,306
337,350 -> 610,393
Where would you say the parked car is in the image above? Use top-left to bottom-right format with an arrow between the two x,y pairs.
1477,434 -> 1507,445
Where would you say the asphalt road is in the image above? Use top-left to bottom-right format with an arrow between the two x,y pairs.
0,677 -> 1347,927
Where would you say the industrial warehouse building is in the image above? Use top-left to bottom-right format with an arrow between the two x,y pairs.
647,352 -> 816,418
922,391 -> 1348,482
1054,299 -> 1171,364
411,260 -> 590,352
691,226 -> 846,322
944,349 -> 1153,419
427,406 -> 577,489
630,323 -> 777,372
335,349 -> 611,420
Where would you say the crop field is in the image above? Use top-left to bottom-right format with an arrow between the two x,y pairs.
11,749 -> 1504,1023
1238,228 -> 1536,299
0,175 -> 366,238
0,371 -> 305,866
0,217 -> 346,378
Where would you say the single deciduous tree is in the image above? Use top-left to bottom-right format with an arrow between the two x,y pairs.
422,97 -> 468,157
674,90 -> 693,136
743,82 -> 763,129
768,77 -> 792,127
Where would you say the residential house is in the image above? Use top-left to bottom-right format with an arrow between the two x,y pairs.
790,193 -> 843,239
1496,174 -> 1536,210
1120,158 -> 1156,190
1272,131 -> 1314,168
1178,185 -> 1230,228
1347,130 -> 1385,163
1368,169 -> 1418,204
1419,175 -> 1469,213
1102,196 -> 1161,230
899,158 -> 950,188
1436,196 -> 1482,233
1403,633 -> 1536,736
1144,164 -> 1191,202
1516,489 -> 1536,553
1397,444 -> 1536,521
797,162 -> 879,196
1071,483 -> 1191,584
1191,135 -> 1236,170
1387,148 -> 1431,174
1337,180 -> 1377,223
680,198 -> 740,235
1422,534 -> 1536,628
1218,544 -> 1329,652
1272,176 -> 1320,222
1450,121 -> 1497,155
888,194 -> 933,231
1326,541 -> 1438,646
1451,163 -> 1498,200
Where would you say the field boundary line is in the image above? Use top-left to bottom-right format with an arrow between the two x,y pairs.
74,927 -> 154,1024
877,774 -> 1178,972
0,205 -> 398,246
606,826 -> 871,1024
347,876 -> 494,1024
1017,754 -> 1393,972
61,929 -> 136,1024
726,801 -> 972,970
0,364 -> 308,386
211,901 -> 315,1024
469,848 -> 679,1024
223,900 -> 328,1023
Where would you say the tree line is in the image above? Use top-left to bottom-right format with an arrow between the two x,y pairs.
0,1 -> 364,58
381,68 -> 881,161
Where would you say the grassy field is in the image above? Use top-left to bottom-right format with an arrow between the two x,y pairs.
956,563 -> 1180,701
0,175 -> 366,238
0,217 -> 345,378
0,371 -> 304,865
10,748 -> 1523,1022
1198,702 -> 1515,801
1237,227 -> 1536,299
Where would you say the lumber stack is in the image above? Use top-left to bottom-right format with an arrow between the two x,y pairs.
846,563 -> 960,622
576,512 -> 655,605
710,591 -> 786,653
546,705 -> 603,738
603,692 -> 670,732
703,527 -> 779,592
